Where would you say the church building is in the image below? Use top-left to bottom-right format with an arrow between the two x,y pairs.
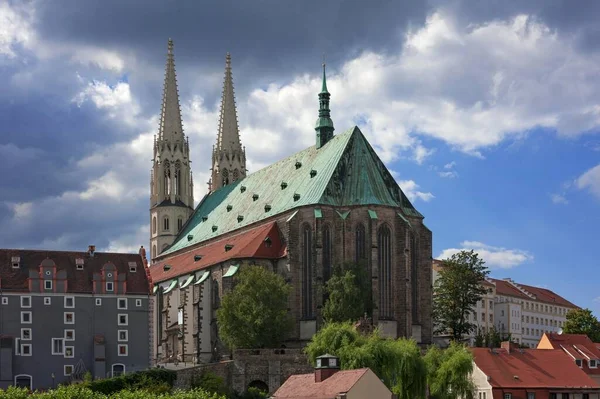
148,40 -> 433,364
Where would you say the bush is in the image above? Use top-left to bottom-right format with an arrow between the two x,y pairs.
86,368 -> 177,395
0,385 -> 224,399
189,370 -> 228,396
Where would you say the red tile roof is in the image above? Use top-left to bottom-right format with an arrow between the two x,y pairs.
472,347 -> 599,389
0,249 -> 150,294
273,368 -> 369,398
542,333 -> 600,375
150,222 -> 285,283
489,278 -> 578,308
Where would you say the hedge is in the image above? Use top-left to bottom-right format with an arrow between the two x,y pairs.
0,385 -> 225,399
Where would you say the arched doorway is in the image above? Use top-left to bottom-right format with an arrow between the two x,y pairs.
14,375 -> 32,390
112,363 -> 126,377
248,380 -> 269,393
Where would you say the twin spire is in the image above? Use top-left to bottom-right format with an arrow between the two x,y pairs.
216,52 -> 243,152
158,38 -> 184,142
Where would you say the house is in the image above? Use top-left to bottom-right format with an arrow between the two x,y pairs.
272,354 -> 393,399
0,246 -> 151,390
538,332 -> 600,384
471,341 -> 600,399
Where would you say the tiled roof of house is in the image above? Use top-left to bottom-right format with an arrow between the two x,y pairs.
542,333 -> 600,375
273,368 -> 369,398
0,248 -> 150,294
489,278 -> 578,308
472,347 -> 599,389
161,126 -> 422,257
150,221 -> 285,283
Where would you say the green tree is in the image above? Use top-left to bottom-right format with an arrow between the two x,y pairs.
305,322 -> 426,399
424,343 -> 475,399
433,250 -> 489,341
322,262 -> 372,323
563,308 -> 600,342
217,266 -> 292,349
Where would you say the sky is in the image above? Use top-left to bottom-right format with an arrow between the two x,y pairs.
1,0 -> 599,314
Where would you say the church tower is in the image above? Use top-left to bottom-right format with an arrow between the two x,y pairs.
210,53 -> 246,191
150,39 -> 194,262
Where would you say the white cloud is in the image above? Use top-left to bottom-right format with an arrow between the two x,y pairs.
576,164 -> 600,200
8,201 -> 33,219
444,161 -> 456,169
104,225 -> 148,254
398,180 -> 435,202
550,193 -> 569,205
438,240 -> 533,269
0,1 -> 33,58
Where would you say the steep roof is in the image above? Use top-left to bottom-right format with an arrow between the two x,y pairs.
472,348 -> 599,389
162,126 -> 422,256
150,221 -> 285,283
0,249 -> 150,294
490,278 -> 578,308
273,368 -> 371,398
541,333 -> 600,375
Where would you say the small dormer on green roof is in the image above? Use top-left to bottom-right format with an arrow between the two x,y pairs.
315,62 -> 334,149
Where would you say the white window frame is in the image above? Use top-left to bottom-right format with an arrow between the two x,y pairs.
15,338 -> 21,355
64,365 -> 74,377
76,258 -> 84,270
106,282 -> 114,292
44,280 -> 52,290
13,374 -> 32,390
20,343 -> 32,356
112,363 -> 126,377
64,296 -> 75,308
117,298 -> 127,310
64,329 -> 75,341
117,344 -> 128,357
21,311 -> 32,324
20,296 -> 31,308
117,330 -> 128,342
95,298 -> 102,306
21,328 -> 32,341
136,299 -> 142,307
64,312 -> 75,324
1,297 -> 7,305
117,314 -> 128,326
590,359 -> 598,368
128,262 -> 137,272
44,297 -> 51,305
51,338 -> 64,355
64,346 -> 74,358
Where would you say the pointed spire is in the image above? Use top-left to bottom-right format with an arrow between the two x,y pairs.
216,52 -> 241,152
315,62 -> 334,149
158,38 -> 184,142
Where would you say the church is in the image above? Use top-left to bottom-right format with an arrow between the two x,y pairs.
148,39 -> 433,364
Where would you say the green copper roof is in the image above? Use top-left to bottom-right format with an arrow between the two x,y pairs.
162,126 -> 423,256
321,63 -> 329,94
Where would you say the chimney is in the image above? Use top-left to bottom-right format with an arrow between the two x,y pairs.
139,246 -> 146,259
501,341 -> 519,354
88,245 -> 96,257
315,354 -> 340,382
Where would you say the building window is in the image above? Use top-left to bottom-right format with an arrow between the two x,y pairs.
21,296 -> 31,308
106,282 -> 114,292
64,312 -> 75,324
504,394 -> 512,399
118,344 -> 128,356
322,224 -> 332,284
378,225 -> 392,319
21,328 -> 31,340
177,217 -> 183,231
44,297 -> 51,305
355,223 -> 366,262
117,298 -> 127,310
576,359 -> 583,368
178,309 -> 183,325
118,314 -> 128,326
21,311 -> 32,324
112,364 -> 126,377
20,344 -> 32,356
118,330 -> 128,342
96,298 -> 102,306
152,245 -> 157,259
411,235 -> 419,320
64,365 -> 74,376
64,346 -> 74,358
44,280 -> 52,290
64,296 -> 74,308
64,329 -> 75,341
52,338 -> 64,355
152,216 -> 157,234
527,393 -> 535,399
302,224 -> 313,319
136,299 -> 142,307
590,359 -> 597,368
163,217 -> 170,231
1,297 -> 7,305
128,262 -> 137,272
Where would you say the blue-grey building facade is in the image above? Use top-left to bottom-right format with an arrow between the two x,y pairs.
0,246 -> 152,390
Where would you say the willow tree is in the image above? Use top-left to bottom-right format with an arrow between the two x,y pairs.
424,343 -> 475,399
322,262 -> 372,323
305,322 -> 426,399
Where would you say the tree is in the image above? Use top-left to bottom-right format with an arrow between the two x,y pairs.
424,342 -> 475,399
563,308 -> 600,342
217,266 -> 292,349
433,250 -> 490,341
322,262 -> 372,323
305,322 -> 427,399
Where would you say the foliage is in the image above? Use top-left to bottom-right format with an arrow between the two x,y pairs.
424,342 -> 475,399
84,368 -> 177,395
231,387 -> 268,399
473,326 -> 511,348
322,262 -> 372,323
0,385 -> 225,399
189,370 -> 228,396
217,266 -> 293,349
433,250 -> 490,341
304,322 -> 427,399
563,308 -> 600,342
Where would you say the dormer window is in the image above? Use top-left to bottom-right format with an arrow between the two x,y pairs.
225,244 -> 233,252
128,262 -> 137,273
252,194 -> 259,201
212,225 -> 218,232
280,182 -> 288,190
237,215 -> 244,222
194,255 -> 202,262
295,161 -> 302,169
576,359 -> 583,368
240,186 -> 246,193
76,258 -> 84,270
590,359 -> 597,368
187,234 -> 194,241
226,205 -> 233,212
11,256 -> 20,269
264,237 -> 272,248
45,280 -> 52,290
293,193 -> 301,201
201,216 -> 208,222
310,169 -> 317,178
264,204 -> 272,212
106,282 -> 114,292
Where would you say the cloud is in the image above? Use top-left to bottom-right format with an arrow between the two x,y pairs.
576,164 -> 600,200
398,180 -> 435,202
0,1 -> 34,58
438,240 -> 534,269
550,193 -> 569,205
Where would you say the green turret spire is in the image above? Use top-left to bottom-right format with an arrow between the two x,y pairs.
315,62 -> 334,149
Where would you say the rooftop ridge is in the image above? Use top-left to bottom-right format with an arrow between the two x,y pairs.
503,278 -> 537,300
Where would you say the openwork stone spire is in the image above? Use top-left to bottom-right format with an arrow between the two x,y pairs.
158,38 -> 184,142
315,62 -> 334,149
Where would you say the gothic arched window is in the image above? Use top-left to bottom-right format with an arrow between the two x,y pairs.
152,245 -> 157,259
355,223 -> 366,263
174,161 -> 181,196
378,225 -> 392,319
152,217 -> 157,235
163,217 -> 170,231
163,161 -> 171,196
222,169 -> 229,186
177,217 -> 183,231
411,235 -> 419,321
322,224 -> 332,283
302,224 -> 313,318
233,169 -> 239,182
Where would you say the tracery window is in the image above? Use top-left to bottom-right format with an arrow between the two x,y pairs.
302,224 -> 313,318
177,217 -> 183,231
222,169 -> 230,186
163,217 -> 170,231
152,217 -> 157,234
163,160 -> 171,196
355,223 -> 366,263
378,225 -> 392,319
174,161 -> 181,196
233,169 -> 239,182
411,235 -> 419,321
323,225 -> 332,283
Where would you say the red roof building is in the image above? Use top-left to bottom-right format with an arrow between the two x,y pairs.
538,333 -> 600,385
471,342 -> 600,399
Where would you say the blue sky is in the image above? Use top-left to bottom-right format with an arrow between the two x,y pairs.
1,0 -> 599,314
